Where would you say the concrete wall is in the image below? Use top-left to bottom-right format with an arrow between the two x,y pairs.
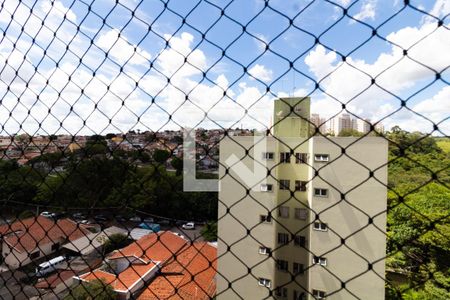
218,135 -> 387,300
308,137 -> 387,300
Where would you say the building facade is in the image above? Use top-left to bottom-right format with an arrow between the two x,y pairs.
217,98 -> 387,300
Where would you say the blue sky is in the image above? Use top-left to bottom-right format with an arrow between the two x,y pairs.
0,0 -> 449,135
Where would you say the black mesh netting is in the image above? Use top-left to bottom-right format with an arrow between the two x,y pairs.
0,0 -> 449,299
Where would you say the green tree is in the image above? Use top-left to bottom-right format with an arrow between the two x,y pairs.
337,129 -> 363,137
153,149 -> 170,163
65,279 -> 116,300
171,157 -> 183,176
201,221 -> 217,241
103,233 -> 131,254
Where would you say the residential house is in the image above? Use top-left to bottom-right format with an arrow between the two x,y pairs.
76,231 -> 217,300
0,216 -> 91,269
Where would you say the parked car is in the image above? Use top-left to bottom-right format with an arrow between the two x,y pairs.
182,222 -> 195,230
72,212 -> 86,219
139,222 -> 161,232
53,212 -> 66,220
94,215 -> 108,222
158,219 -> 171,226
35,256 -> 67,277
40,211 -> 56,218
116,215 -> 129,222
143,217 -> 154,223
129,216 -> 141,222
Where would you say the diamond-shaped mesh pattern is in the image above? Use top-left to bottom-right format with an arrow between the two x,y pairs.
0,0 -> 449,299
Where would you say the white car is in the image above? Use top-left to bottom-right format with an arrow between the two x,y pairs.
40,211 -> 56,218
182,222 -> 195,230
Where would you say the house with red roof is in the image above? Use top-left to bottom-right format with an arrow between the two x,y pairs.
76,231 -> 217,300
0,216 -> 91,269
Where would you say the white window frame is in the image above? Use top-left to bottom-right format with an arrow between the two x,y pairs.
313,222 -> 328,231
258,277 -> 271,288
312,289 -> 326,299
313,256 -> 327,266
262,152 -> 274,160
314,154 -> 329,162
260,184 -> 273,192
258,246 -> 271,255
314,188 -> 328,197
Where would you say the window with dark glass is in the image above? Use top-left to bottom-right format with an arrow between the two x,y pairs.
295,180 -> 307,191
279,179 -> 290,190
276,259 -> 289,272
295,153 -> 308,164
294,235 -> 306,247
278,232 -> 289,245
280,152 -> 291,163
293,262 -> 304,274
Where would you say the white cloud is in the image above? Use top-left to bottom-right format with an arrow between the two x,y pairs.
156,32 -> 206,80
304,19 -> 450,134
96,29 -> 152,66
335,0 -> 353,6
413,86 -> 450,131
352,0 -> 377,22
248,64 -> 273,82
41,1 -> 77,23
428,0 -> 450,19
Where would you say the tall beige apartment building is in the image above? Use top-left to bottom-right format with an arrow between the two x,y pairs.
217,98 -> 387,300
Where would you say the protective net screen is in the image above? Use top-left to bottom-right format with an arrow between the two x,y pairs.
0,0 -> 449,299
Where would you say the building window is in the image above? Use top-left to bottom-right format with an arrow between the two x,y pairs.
260,215 -> 272,223
276,259 -> 289,272
295,153 -> 307,164
279,179 -> 290,190
294,290 -> 306,300
295,208 -> 308,220
314,154 -> 329,162
312,289 -> 326,299
275,287 -> 288,298
313,256 -> 327,266
313,222 -> 328,231
280,152 -> 291,163
51,243 -> 60,251
293,262 -> 304,275
258,278 -> 271,288
294,235 -> 306,247
278,233 -> 289,245
314,188 -> 328,197
278,206 -> 289,218
29,251 -> 40,260
262,152 -> 274,160
260,184 -> 273,192
259,246 -> 271,255
295,180 -> 307,191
